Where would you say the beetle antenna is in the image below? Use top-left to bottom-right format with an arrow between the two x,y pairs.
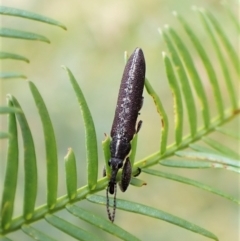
106,183 -> 117,222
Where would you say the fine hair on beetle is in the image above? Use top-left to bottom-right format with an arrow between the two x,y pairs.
105,47 -> 146,222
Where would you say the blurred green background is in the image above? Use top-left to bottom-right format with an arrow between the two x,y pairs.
0,0 -> 239,240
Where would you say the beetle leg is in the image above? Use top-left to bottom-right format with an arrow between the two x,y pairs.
136,120 -> 142,133
134,167 -> 141,177
118,157 -> 132,192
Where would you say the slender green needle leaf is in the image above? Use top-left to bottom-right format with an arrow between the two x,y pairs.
189,144 -> 221,155
165,25 -> 210,127
0,6 -> 67,30
145,78 -> 168,153
223,2 -> 240,32
64,148 -> 77,200
124,50 -> 129,64
174,12 -> 224,120
0,52 -> 29,63
163,52 -> 183,145
204,10 -> 240,75
8,95 -> 37,220
0,236 -> 12,241
160,159 -> 214,168
87,195 -> 218,241
0,72 -> 26,79
0,132 -> 11,139
29,81 -> 58,209
21,225 -> 57,241
66,205 -> 140,241
216,127 -> 240,140
45,214 -> 104,241
176,151 -> 240,167
0,106 -> 21,114
196,8 -> 237,110
159,159 -> 239,172
160,28 -> 197,137
129,133 -> 138,166
203,137 -> 240,159
1,100 -> 18,230
142,168 -> 240,204
63,66 -> 98,190
0,28 -> 50,43
130,177 -> 147,187
102,134 -> 111,177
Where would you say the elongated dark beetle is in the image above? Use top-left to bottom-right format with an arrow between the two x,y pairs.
106,48 -> 146,222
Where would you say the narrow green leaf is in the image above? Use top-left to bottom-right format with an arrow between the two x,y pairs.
0,28 -> 50,43
142,168 -> 240,204
29,81 -> 58,209
0,132 -> 11,139
203,137 -> 240,159
145,78 -> 168,153
8,95 -> 37,220
204,10 -> 240,75
64,148 -> 77,200
63,66 -> 98,190
0,72 -> 26,79
176,151 -> 240,168
124,50 -> 129,64
0,52 -> 29,63
175,12 -> 224,120
87,195 -> 218,241
0,236 -> 12,241
129,133 -> 138,167
216,127 -> 240,140
1,99 -> 18,230
160,28 -> 197,137
0,6 -> 67,30
45,214 -> 104,241
102,134 -> 111,177
130,177 -> 147,187
189,144 -> 221,155
66,205 -> 140,241
160,159 -> 212,168
165,25 -> 210,127
196,8 -> 237,110
21,225 -> 57,241
0,106 -> 21,114
163,52 -> 183,145
223,2 -> 240,32
159,159 -> 238,171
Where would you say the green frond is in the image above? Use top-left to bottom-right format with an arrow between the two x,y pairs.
64,148 -> 77,200
63,66 -> 98,190
0,52 -> 29,63
1,3 -> 239,241
145,78 -> 169,153
87,195 -> 218,241
0,6 -> 67,30
7,95 -> 38,220
159,27 -> 197,137
0,6 -> 66,79
29,81 -> 58,209
0,72 -> 27,79
1,100 -> 18,230
0,28 -> 50,43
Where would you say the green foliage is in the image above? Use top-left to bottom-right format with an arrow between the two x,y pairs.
0,4 -> 239,241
